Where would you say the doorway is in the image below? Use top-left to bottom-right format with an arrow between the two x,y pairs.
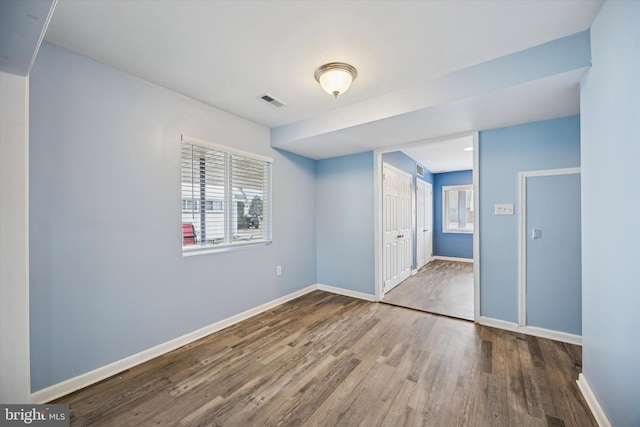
519,168 -> 581,336
376,134 -> 479,322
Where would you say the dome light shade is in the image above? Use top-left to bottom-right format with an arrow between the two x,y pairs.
314,62 -> 357,98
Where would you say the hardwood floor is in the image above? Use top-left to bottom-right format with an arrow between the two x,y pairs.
54,291 -> 595,426
383,259 -> 474,320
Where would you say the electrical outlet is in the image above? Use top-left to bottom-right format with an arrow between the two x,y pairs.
494,204 -> 514,215
276,265 -> 282,276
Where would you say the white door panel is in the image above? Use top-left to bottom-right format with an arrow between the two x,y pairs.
383,163 -> 412,293
416,180 -> 433,270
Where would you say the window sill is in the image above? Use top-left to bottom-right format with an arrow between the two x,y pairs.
182,239 -> 272,257
442,229 -> 474,234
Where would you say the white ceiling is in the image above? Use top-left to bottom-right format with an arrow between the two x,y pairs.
402,136 -> 474,174
42,0 -> 604,170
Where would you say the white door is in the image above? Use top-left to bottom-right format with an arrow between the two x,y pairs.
416,179 -> 433,270
382,163 -> 412,294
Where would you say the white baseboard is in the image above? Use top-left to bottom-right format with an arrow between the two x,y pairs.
478,316 -> 582,345
29,284 -> 318,404
433,256 -> 473,263
29,283 -> 377,404
577,373 -> 613,427
316,284 -> 377,302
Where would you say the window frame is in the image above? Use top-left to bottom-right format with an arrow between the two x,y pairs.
442,184 -> 474,234
181,135 -> 273,256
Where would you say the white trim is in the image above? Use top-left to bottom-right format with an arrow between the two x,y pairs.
518,167 -> 581,327
520,167 -> 581,178
29,283 -> 378,403
522,325 -> 582,346
316,284 -> 377,302
0,73 -> 31,404
181,134 -> 273,164
478,317 -> 582,345
442,184 -> 474,234
472,132 -> 480,322
433,256 -> 473,263
577,373 -> 613,427
479,316 -> 520,332
374,150 -> 383,301
182,240 -> 272,257
518,172 -> 527,326
30,285 -> 317,403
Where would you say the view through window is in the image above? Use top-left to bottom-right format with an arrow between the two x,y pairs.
443,185 -> 474,233
181,137 -> 272,254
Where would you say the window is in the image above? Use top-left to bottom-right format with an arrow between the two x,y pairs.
181,199 -> 223,213
442,185 -> 474,233
181,136 -> 272,255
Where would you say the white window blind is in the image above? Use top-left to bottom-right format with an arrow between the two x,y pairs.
442,184 -> 474,234
181,136 -> 272,255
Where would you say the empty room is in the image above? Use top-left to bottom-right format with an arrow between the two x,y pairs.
1,1 -> 638,426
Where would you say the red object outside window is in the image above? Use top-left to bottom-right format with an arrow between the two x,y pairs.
182,223 -> 196,245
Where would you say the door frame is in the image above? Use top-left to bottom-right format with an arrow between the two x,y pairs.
517,167 -> 581,327
374,132 -> 480,322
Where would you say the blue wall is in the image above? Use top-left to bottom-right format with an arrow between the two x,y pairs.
479,116 -> 580,323
382,151 -> 434,269
580,2 -> 640,425
316,152 -> 375,295
29,43 -> 317,391
381,151 -> 434,185
525,173 -> 581,335
433,170 -> 473,259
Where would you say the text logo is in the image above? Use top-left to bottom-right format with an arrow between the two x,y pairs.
1,405 -> 69,426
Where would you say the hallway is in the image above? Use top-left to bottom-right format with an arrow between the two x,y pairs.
383,260 -> 474,320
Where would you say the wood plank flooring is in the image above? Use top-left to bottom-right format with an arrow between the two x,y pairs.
54,291 -> 595,426
383,260 -> 474,320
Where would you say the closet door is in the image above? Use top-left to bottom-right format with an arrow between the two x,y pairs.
382,163 -> 412,293
416,179 -> 433,270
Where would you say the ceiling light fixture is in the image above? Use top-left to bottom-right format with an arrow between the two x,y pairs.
314,62 -> 357,98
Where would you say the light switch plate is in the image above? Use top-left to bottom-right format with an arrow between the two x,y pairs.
494,204 -> 514,215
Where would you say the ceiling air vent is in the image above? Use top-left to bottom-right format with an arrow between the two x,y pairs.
416,164 -> 424,177
258,93 -> 286,108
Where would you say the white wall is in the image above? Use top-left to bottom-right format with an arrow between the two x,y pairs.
0,71 -> 31,403
29,42 -> 317,393
580,1 -> 640,425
